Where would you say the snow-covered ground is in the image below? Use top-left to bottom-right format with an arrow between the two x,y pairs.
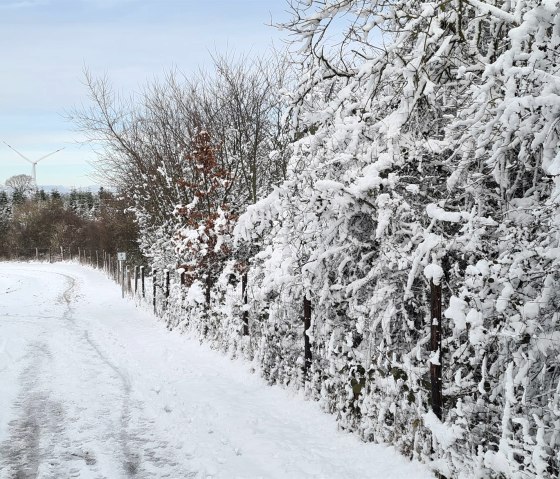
0,262 -> 434,479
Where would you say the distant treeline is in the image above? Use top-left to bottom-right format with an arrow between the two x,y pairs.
0,187 -> 139,259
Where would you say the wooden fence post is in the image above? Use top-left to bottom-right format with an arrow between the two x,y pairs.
126,265 -> 132,294
430,279 -> 443,420
152,269 -> 157,314
205,277 -> 212,310
180,271 -> 186,304
242,272 -> 249,336
164,270 -> 170,310
141,266 -> 145,298
134,266 -> 138,295
121,263 -> 125,298
303,295 -> 312,375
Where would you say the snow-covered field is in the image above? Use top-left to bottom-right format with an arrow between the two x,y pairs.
0,262 -> 434,479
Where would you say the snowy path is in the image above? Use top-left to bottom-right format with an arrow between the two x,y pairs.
0,263 -> 434,479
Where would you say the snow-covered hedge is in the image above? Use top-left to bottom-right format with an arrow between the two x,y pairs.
138,0 -> 560,477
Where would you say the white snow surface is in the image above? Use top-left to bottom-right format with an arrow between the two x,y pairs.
0,262 -> 434,479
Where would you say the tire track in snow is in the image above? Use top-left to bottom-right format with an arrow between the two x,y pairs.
0,342 -> 69,479
55,272 -> 141,477
0,272 -> 80,479
74,284 -> 196,478
82,331 -> 141,477
0,273 -> 94,479
1,267 -> 196,478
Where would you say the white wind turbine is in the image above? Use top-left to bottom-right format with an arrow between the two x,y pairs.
3,141 -> 65,186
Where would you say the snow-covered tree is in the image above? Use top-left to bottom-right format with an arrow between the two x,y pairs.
174,131 -> 236,295
71,55 -> 290,272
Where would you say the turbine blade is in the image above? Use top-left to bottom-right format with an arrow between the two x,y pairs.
3,141 -> 33,164
35,147 -> 65,163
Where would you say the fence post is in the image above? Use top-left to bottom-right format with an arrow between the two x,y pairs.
152,269 -> 157,314
60,246 -> 64,261
141,266 -> 145,298
180,271 -> 186,305
205,277 -> 212,309
96,250 -> 99,269
49,248 -> 52,263
126,265 -> 132,294
430,278 -> 443,420
35,247 -> 39,261
242,272 -> 249,336
303,295 -> 312,375
134,266 -> 138,295
121,262 -> 125,299
164,270 -> 170,310
78,247 -> 81,264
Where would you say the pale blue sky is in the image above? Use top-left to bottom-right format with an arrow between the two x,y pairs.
0,0 -> 289,187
